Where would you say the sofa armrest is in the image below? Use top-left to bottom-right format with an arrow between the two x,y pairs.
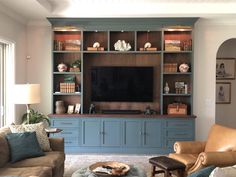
174,141 -> 206,154
49,137 -> 64,152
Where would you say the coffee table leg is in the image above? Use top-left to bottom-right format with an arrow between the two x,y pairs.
151,165 -> 156,177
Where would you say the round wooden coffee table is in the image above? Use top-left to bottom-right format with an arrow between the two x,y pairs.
71,165 -> 146,177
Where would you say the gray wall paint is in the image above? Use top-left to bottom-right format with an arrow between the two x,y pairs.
216,39 -> 236,128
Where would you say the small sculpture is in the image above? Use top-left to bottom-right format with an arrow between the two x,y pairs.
179,63 -> 190,73
93,42 -> 100,48
89,103 -> 96,114
144,42 -> 152,49
164,82 -> 170,94
57,63 -> 67,72
114,40 -> 131,51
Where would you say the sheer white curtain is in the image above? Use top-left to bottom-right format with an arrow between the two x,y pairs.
0,39 -> 15,127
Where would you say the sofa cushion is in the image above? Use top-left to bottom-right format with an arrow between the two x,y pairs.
188,165 -> 215,177
0,166 -> 52,177
0,133 -> 10,167
205,124 -> 236,152
6,132 -> 44,163
9,122 -> 51,151
6,151 -> 65,176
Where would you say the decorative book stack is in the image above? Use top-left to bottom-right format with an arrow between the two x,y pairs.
60,83 -> 75,93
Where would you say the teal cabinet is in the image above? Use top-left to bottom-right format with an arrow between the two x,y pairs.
81,118 -> 121,147
49,116 -> 195,153
123,120 -> 142,147
143,120 -> 162,148
123,119 -> 162,148
164,119 -> 195,149
50,118 -> 80,147
102,119 -> 121,147
81,119 -> 101,146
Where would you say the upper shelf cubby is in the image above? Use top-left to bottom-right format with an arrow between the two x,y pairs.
54,31 -> 81,51
136,31 -> 162,51
164,30 -> 192,52
110,31 -> 135,51
83,31 -> 108,51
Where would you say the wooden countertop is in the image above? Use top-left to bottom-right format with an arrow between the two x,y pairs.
48,113 -> 196,119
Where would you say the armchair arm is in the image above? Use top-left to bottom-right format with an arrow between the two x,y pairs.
174,141 -> 206,154
188,151 -> 236,174
199,151 -> 236,166
49,137 -> 64,152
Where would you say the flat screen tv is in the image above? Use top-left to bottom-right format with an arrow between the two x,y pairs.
91,66 -> 153,102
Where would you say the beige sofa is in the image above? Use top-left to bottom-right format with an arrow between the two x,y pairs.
0,126 -> 65,177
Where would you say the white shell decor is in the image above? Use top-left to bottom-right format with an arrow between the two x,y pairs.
114,40 -> 131,51
93,42 -> 100,48
144,42 -> 152,49
179,63 -> 190,73
57,63 -> 68,72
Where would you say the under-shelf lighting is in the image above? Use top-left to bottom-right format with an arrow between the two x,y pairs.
121,30 -> 124,32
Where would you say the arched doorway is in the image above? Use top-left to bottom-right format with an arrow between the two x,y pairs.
216,38 -> 236,128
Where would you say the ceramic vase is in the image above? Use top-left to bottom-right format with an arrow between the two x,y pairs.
55,101 -> 66,114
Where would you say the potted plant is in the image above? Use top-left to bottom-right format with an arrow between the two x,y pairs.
22,108 -> 50,126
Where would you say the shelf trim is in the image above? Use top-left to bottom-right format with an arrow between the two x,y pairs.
53,92 -> 81,96
53,72 -> 81,75
163,93 -> 191,96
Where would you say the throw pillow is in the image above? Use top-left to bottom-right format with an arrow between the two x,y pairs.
188,165 -> 216,177
6,132 -> 44,163
9,122 -> 51,151
209,165 -> 236,177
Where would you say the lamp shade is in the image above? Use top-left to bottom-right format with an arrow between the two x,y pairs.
14,84 -> 40,104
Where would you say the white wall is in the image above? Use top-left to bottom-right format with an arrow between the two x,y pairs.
26,23 -> 52,115
0,11 -> 27,124
194,18 -> 236,140
216,39 -> 236,128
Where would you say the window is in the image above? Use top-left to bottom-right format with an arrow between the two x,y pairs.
0,38 -> 15,127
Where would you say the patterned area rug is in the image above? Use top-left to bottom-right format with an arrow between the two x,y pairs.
64,154 -> 158,177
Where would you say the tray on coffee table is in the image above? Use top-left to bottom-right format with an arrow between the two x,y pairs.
89,161 -> 130,176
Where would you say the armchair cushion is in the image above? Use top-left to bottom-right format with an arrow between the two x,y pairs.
205,124 -> 236,152
188,165 -> 215,177
169,153 -> 199,170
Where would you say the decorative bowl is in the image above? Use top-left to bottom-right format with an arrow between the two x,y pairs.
179,63 -> 189,73
89,161 -> 130,177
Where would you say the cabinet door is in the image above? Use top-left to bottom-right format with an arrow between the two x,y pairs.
143,120 -> 162,148
123,120 -> 142,147
102,119 -> 121,147
81,119 -> 101,146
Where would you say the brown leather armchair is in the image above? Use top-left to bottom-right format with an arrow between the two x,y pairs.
169,124 -> 236,175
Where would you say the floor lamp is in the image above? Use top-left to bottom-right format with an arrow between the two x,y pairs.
14,84 -> 40,124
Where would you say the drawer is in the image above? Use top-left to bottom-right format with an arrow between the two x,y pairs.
166,120 -> 193,129
51,128 -> 78,138
166,129 -> 193,139
64,137 -> 79,146
52,119 -> 80,127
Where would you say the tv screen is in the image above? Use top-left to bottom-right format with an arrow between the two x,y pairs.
91,66 -> 153,102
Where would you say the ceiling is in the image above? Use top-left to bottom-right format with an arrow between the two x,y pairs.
0,0 -> 236,24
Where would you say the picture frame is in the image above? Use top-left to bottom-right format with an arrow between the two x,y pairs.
216,58 -> 235,79
67,105 -> 74,114
216,82 -> 231,104
74,103 -> 81,114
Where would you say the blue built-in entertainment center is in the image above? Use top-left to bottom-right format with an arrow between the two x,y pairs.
48,18 -> 197,153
